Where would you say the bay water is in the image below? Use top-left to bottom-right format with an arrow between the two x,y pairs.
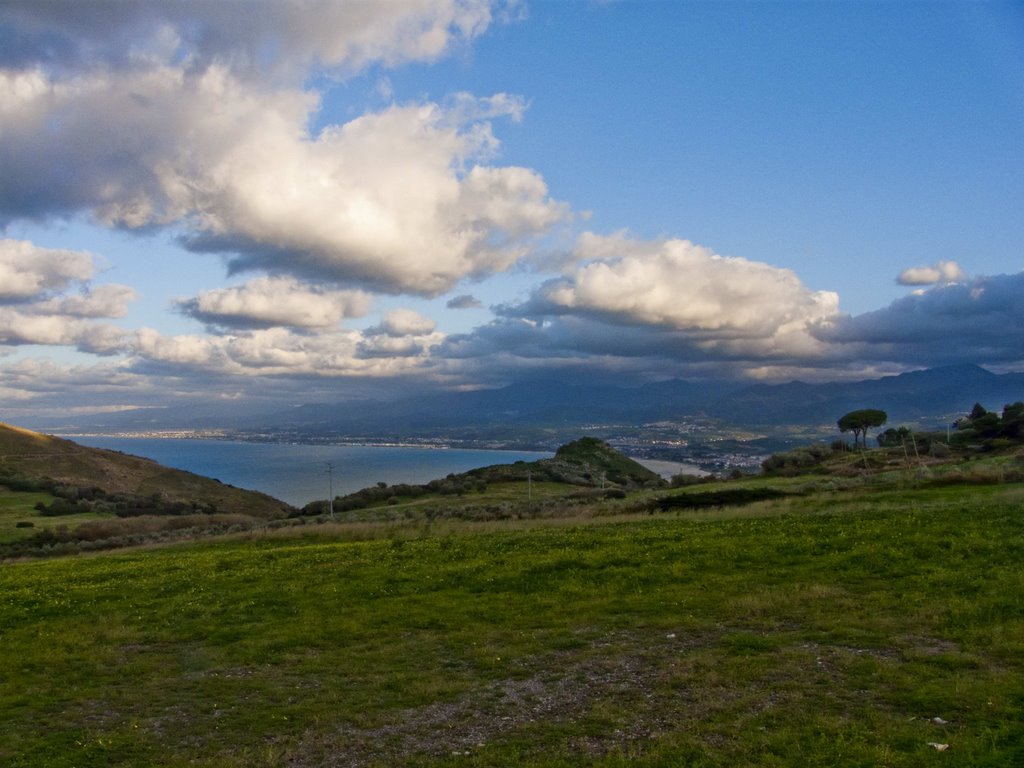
70,437 -> 551,507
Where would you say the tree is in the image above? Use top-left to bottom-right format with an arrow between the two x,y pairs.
837,409 -> 887,448
877,426 -> 912,448
1001,402 -> 1024,440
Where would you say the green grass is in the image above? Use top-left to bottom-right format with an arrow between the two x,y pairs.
0,489 -> 61,544
1,481 -> 1022,766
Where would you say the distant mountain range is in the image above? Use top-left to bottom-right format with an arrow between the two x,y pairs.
705,364 -> 1024,426
22,364 -> 1024,441
251,377 -> 723,435
249,364 -> 1024,436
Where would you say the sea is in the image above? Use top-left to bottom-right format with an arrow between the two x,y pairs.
69,436 -> 702,508
69,437 -> 555,507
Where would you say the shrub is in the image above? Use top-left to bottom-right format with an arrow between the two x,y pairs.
656,487 -> 790,511
670,473 -> 707,487
761,444 -> 829,475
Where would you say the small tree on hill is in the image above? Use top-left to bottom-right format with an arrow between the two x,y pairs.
837,408 -> 887,449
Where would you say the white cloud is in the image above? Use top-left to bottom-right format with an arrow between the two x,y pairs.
1,4 -> 564,296
0,357 -> 133,401
178,277 -> 371,329
376,309 -> 438,337
193,94 -> 567,294
0,63 -> 567,294
432,234 -> 856,384
132,328 -> 212,366
0,308 -> 129,354
358,309 -> 444,359
0,238 -> 135,354
0,239 -> 95,300
132,317 -> 446,378
38,284 -> 138,318
523,234 -> 840,357
897,260 -> 966,286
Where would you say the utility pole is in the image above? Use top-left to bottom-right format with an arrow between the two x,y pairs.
327,462 -> 335,520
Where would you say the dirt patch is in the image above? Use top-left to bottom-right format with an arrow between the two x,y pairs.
285,628 -> 734,767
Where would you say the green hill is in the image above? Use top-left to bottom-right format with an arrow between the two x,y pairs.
460,437 -> 664,487
302,437 -> 666,518
0,422 -> 293,553
2,425 -> 1024,763
1,471 -> 1021,765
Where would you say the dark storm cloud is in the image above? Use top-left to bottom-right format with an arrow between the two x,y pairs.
813,273 -> 1024,367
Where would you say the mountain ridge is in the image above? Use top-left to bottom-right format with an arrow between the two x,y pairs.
16,364 -> 1024,439
252,364 -> 1023,436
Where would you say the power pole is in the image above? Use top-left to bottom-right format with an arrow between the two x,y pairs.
327,462 -> 335,520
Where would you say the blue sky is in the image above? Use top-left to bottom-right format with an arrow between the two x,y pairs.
1,1 -> 1022,423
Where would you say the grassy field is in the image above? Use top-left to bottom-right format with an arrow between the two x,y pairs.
0,489 -> 55,543
1,473 -> 1022,766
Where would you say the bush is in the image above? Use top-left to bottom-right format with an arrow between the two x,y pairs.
35,498 -> 93,516
670,473 -> 709,487
761,444 -> 830,475
877,427 -> 912,448
656,487 -> 790,511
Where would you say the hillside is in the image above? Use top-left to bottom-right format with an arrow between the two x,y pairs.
0,422 -> 292,519
302,437 -> 666,517
1,466 -> 1021,765
468,437 -> 666,488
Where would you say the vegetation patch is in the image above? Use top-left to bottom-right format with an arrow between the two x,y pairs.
302,437 -> 664,518
1,413 -> 1024,764
1,478 -> 1023,766
654,486 -> 791,511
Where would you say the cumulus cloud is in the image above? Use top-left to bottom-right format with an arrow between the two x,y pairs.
447,294 -> 484,309
0,357 -> 139,404
37,284 -> 138,318
897,260 -> 966,286
0,68 -> 566,293
546,234 -> 839,333
358,309 -> 443,358
498,234 -> 841,362
132,305 -> 446,377
0,238 -> 134,354
0,239 -> 95,300
447,256 -> 1024,381
0,308 -> 129,354
189,94 -> 567,294
0,0 -> 498,78
428,233 -> 855,383
0,4 -> 566,295
374,309 -> 438,337
177,277 -> 371,330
